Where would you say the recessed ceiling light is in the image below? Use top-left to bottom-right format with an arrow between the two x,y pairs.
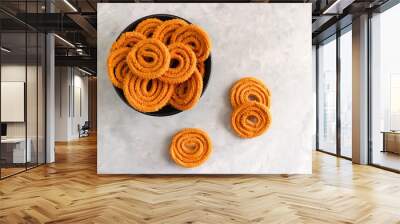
63,0 -> 78,12
54,34 -> 75,48
1,47 -> 11,53
322,0 -> 354,15
77,67 -> 93,76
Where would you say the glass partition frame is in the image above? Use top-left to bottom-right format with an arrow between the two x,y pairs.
316,25 -> 353,160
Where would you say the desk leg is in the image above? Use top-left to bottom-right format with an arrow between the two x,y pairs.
382,133 -> 386,153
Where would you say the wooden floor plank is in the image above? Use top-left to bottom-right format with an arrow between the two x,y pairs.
0,135 -> 400,223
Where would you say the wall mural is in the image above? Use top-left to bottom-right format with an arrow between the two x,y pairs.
106,14 -> 274,168
98,3 -> 312,174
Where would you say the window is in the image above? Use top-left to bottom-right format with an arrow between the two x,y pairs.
317,36 -> 337,154
390,74 -> 400,130
316,25 -> 353,159
370,3 -> 400,171
340,28 -> 352,158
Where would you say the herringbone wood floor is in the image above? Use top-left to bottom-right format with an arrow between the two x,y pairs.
1,135 -> 400,224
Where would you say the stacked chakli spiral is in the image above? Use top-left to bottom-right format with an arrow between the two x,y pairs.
230,77 -> 272,138
107,17 -> 212,113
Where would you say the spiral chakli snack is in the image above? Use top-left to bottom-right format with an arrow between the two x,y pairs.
170,128 -> 212,168
231,102 -> 272,138
107,47 -> 131,89
126,38 -> 171,79
123,73 -> 175,112
170,70 -> 203,111
135,18 -> 163,38
159,42 -> 197,84
153,19 -> 189,45
171,24 -> 212,62
196,62 -> 205,78
230,77 -> 271,109
111,32 -> 146,51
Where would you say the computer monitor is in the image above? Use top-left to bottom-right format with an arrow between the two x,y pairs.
1,123 -> 7,137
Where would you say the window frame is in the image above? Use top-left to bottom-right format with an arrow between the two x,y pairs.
315,24 -> 353,161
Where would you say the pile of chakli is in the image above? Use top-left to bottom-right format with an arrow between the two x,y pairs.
229,77 -> 272,138
107,17 -> 212,113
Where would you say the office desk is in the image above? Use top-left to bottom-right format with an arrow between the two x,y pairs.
1,138 -> 31,163
382,131 -> 400,154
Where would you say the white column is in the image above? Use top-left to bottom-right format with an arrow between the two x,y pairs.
46,33 -> 55,163
45,0 -> 56,163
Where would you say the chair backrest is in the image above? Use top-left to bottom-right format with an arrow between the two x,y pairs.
82,121 -> 90,129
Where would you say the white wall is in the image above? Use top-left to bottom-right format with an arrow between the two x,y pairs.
54,67 -> 89,141
55,67 -> 69,141
1,65 -> 38,138
1,64 -> 46,164
72,73 -> 89,138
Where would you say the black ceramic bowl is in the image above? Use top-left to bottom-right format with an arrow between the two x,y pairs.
113,14 -> 212,117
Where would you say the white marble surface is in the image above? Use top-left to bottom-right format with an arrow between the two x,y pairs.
97,3 -> 313,174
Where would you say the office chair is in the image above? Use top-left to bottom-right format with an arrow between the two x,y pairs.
78,121 -> 90,138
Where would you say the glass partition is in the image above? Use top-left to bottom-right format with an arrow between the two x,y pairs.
0,1 -> 46,179
27,31 -> 38,169
1,30 -> 28,177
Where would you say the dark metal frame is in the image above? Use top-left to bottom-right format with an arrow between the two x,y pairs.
0,0 -> 47,180
0,18 -> 2,179
316,44 -> 319,151
367,10 -> 373,166
336,27 -> 341,158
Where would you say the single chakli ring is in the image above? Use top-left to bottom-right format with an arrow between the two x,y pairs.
159,42 -> 197,84
170,69 -> 203,111
171,24 -> 212,62
107,47 -> 131,89
170,128 -> 212,168
123,73 -> 175,112
231,102 -> 272,138
153,19 -> 188,45
135,18 -> 163,38
111,31 -> 146,51
126,38 -> 171,79
230,77 -> 271,108
196,62 -> 205,78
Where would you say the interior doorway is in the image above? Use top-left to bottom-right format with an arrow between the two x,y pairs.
54,67 -> 96,144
